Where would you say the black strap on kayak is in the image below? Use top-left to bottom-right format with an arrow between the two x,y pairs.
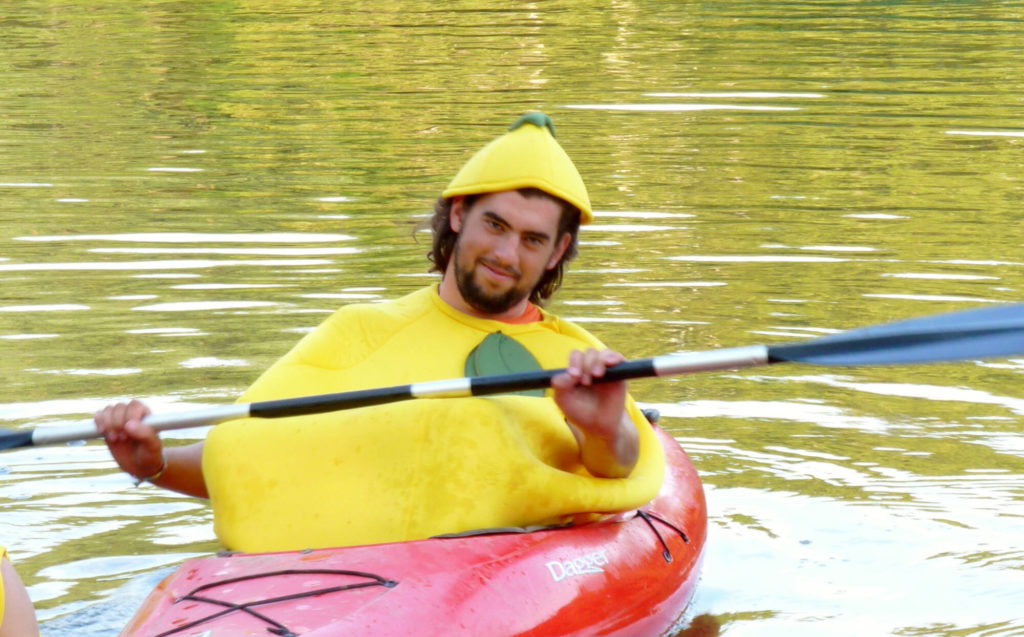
636,510 -> 690,564
152,568 -> 398,637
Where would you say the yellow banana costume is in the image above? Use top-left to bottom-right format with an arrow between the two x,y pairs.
203,286 -> 664,552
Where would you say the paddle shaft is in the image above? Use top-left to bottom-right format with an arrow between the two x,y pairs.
8,299 -> 1024,451
19,345 -> 770,448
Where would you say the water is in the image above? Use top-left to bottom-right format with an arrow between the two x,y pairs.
2,2 -> 1023,635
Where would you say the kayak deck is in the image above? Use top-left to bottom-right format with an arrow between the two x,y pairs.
122,427 -> 706,637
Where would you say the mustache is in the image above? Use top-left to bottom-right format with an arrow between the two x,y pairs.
478,257 -> 521,279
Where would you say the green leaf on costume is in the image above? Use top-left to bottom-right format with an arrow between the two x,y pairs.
465,332 -> 545,397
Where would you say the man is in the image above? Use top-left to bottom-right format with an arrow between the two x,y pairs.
97,113 -> 664,552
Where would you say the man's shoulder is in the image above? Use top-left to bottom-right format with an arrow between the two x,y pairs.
535,309 -> 607,349
286,286 -> 438,370
326,285 -> 436,323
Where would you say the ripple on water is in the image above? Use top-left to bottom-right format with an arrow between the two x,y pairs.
592,210 -> 695,219
790,374 -> 1024,417
91,247 -> 359,256
565,103 -> 801,112
178,357 -> 249,369
15,232 -> 356,243
0,304 -> 89,312
32,368 -> 142,376
882,273 -> 1000,281
0,259 -> 334,272
584,223 -> 685,232
1,333 -> 60,340
695,484 -> 1024,636
667,255 -> 850,263
863,293 -> 1004,303
38,553 -> 205,581
132,301 -> 278,312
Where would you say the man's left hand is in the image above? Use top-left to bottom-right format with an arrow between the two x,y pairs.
552,348 -> 639,478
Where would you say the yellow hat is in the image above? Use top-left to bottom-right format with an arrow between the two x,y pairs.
442,113 -> 592,224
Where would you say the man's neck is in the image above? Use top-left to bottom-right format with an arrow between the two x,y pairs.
437,275 -> 532,322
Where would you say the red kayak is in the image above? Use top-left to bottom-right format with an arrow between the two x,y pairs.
121,426 -> 706,637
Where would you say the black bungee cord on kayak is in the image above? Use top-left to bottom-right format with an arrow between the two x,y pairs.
637,510 -> 690,564
633,410 -> 692,564
152,568 -> 398,637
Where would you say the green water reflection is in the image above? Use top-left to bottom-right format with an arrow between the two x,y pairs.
2,2 -> 1023,635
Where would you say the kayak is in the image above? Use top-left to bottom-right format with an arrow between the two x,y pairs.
121,425 -> 706,637
122,425 -> 705,636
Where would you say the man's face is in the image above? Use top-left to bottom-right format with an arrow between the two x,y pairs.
448,190 -> 569,317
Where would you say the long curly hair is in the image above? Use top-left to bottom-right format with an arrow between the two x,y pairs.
427,188 -> 581,306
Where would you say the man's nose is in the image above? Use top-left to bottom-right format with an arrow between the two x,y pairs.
492,234 -> 520,265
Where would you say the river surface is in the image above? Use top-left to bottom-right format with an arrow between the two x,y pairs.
2,2 -> 1023,636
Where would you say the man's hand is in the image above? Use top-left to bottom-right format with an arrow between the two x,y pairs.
551,348 -> 639,478
95,400 -> 209,497
95,399 -> 164,481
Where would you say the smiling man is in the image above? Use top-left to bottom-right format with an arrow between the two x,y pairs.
97,113 -> 666,552
440,189 -> 571,320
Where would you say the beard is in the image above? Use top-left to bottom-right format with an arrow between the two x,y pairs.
452,242 -> 535,315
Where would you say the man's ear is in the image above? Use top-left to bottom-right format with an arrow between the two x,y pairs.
449,197 -> 466,233
546,232 -> 572,270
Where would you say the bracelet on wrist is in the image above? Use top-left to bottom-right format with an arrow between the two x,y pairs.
133,454 -> 167,487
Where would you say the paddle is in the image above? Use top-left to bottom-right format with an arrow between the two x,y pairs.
3,302 -> 1023,451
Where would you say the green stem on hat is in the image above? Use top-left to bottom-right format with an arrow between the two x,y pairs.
509,112 -> 556,137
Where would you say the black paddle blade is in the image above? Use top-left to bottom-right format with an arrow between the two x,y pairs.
0,429 -> 34,451
768,302 -> 1024,366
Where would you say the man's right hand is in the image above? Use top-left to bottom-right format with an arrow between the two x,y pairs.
95,399 -> 164,482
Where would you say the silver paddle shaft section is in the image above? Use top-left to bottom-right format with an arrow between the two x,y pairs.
30,404 -> 252,446
407,345 -> 771,399
410,377 -> 473,398
649,345 -> 770,376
